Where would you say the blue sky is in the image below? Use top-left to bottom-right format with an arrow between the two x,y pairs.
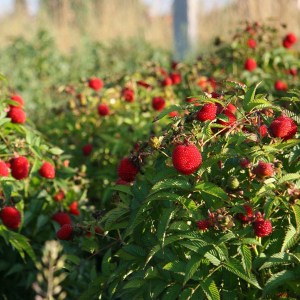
0,0 -> 230,16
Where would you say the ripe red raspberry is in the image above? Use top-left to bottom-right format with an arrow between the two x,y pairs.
247,39 -> 256,48
283,38 -> 293,49
0,206 -> 21,229
288,68 -> 297,77
269,116 -> 297,140
54,190 -> 65,202
122,87 -> 135,102
7,107 -> 26,124
196,219 -> 210,231
39,162 -> 55,179
170,72 -> 182,85
253,161 -> 273,178
259,124 -> 268,137
0,160 -> 9,177
52,212 -> 72,226
274,80 -> 288,91
172,144 -> 202,175
237,205 -> 253,224
253,218 -> 272,237
285,33 -> 297,44
11,156 -> 30,180
152,97 -> 166,111
116,178 -> 131,185
226,103 -> 236,114
244,58 -> 257,71
169,111 -> 179,118
218,109 -> 237,127
98,103 -> 110,116
197,103 -> 217,122
82,143 -> 93,156
117,157 -> 139,182
69,201 -> 80,216
239,157 -> 250,168
56,224 -> 73,240
10,94 -> 24,107
161,77 -> 173,87
88,77 -> 103,91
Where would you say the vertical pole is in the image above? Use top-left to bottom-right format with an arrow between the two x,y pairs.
173,0 -> 199,60
173,0 -> 188,60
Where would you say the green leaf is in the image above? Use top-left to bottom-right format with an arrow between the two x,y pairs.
239,245 -> 252,274
153,105 -> 182,121
48,147 -> 64,155
243,82 -> 261,110
223,259 -> 261,289
292,205 -> 300,231
162,284 -> 182,300
263,270 -> 295,296
123,279 -> 144,290
195,182 -> 228,205
259,253 -> 296,270
149,178 -> 191,196
163,261 -> 186,274
183,256 -> 203,285
157,208 -> 176,245
277,173 -> 300,185
281,224 -> 299,251
200,278 -> 220,300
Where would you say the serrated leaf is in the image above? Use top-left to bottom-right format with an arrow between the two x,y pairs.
195,182 -> 228,202
281,224 -> 298,251
153,105 -> 182,122
183,256 -> 203,285
200,278 -> 220,300
162,284 -> 182,300
149,178 -> 191,196
239,245 -> 252,274
263,270 -> 295,296
277,173 -> 300,185
259,253 -> 295,270
292,205 -> 300,231
243,82 -> 261,110
157,208 -> 176,245
223,258 -> 261,289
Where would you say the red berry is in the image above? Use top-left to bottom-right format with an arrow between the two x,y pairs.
170,72 -> 182,85
172,144 -> 202,175
274,80 -> 288,91
253,161 -> 273,178
10,94 -> 24,107
56,224 -> 73,240
240,157 -> 250,168
69,201 -> 80,216
269,116 -> 297,140
244,58 -> 257,71
285,33 -> 297,44
169,111 -> 179,118
7,107 -> 26,124
52,212 -> 72,226
218,109 -> 237,127
152,97 -> 166,111
98,103 -> 110,116
82,144 -> 93,156
253,218 -> 272,237
117,157 -> 139,182
161,77 -> 173,87
39,162 -> 55,179
197,219 -> 210,231
11,156 -> 30,180
283,38 -> 293,49
54,190 -> 65,202
88,77 -> 103,91
247,39 -> 256,49
122,87 -> 135,102
116,178 -> 131,185
288,68 -> 297,76
0,206 -> 21,229
226,103 -> 236,114
0,160 -> 9,177
197,103 -> 217,122
259,124 -> 268,137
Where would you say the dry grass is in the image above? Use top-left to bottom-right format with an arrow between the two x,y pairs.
0,0 -> 299,52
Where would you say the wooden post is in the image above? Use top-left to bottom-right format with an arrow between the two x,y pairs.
173,0 -> 199,59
